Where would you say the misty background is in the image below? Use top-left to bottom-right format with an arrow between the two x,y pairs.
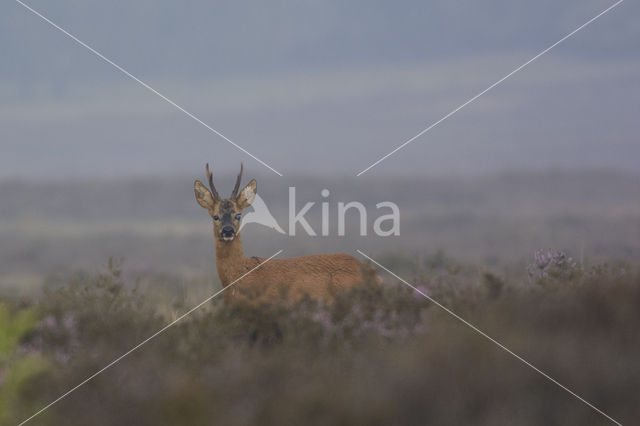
1,0 -> 638,293
1,0 -> 638,177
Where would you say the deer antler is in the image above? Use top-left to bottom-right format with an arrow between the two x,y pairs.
205,163 -> 221,200
231,162 -> 244,199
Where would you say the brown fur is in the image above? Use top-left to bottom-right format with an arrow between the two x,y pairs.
214,233 -> 366,301
195,163 -> 371,302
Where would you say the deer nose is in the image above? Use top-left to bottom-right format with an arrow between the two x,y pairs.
221,226 -> 235,237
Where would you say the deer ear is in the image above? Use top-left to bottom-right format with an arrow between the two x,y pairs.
236,179 -> 257,209
194,180 -> 214,210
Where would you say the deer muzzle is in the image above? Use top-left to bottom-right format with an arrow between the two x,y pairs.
220,213 -> 236,241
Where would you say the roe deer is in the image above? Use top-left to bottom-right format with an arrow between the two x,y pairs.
194,163 -> 375,301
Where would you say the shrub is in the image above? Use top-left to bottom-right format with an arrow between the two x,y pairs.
3,258 -> 640,425
527,249 -> 581,283
0,304 -> 48,425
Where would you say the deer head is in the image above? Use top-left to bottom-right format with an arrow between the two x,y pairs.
194,163 -> 257,242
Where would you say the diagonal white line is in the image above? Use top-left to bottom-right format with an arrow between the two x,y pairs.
356,0 -> 624,176
15,0 -> 283,177
17,249 -> 284,426
356,250 -> 622,426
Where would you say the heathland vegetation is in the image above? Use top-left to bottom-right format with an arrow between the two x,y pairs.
1,256 -> 639,425
1,171 -> 638,424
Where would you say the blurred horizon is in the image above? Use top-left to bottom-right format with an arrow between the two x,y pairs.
2,0 -> 638,293
2,0 -> 639,178
2,165 -> 639,184
2,169 -> 638,297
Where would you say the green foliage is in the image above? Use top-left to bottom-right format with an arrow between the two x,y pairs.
0,304 -> 38,361
0,304 -> 49,425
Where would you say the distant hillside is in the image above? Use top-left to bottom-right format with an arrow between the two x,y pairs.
1,170 -> 638,291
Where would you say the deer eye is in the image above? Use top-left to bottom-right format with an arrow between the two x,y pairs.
213,215 -> 219,221
235,214 -> 242,220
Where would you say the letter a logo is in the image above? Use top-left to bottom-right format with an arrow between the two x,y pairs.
238,193 -> 285,234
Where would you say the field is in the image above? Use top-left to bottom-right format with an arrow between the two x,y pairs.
1,171 -> 639,425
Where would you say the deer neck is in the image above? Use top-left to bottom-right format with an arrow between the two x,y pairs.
214,233 -> 251,287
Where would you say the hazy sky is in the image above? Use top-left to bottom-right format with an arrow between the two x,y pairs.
1,0 -> 638,178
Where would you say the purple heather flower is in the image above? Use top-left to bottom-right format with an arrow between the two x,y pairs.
527,249 -> 580,281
